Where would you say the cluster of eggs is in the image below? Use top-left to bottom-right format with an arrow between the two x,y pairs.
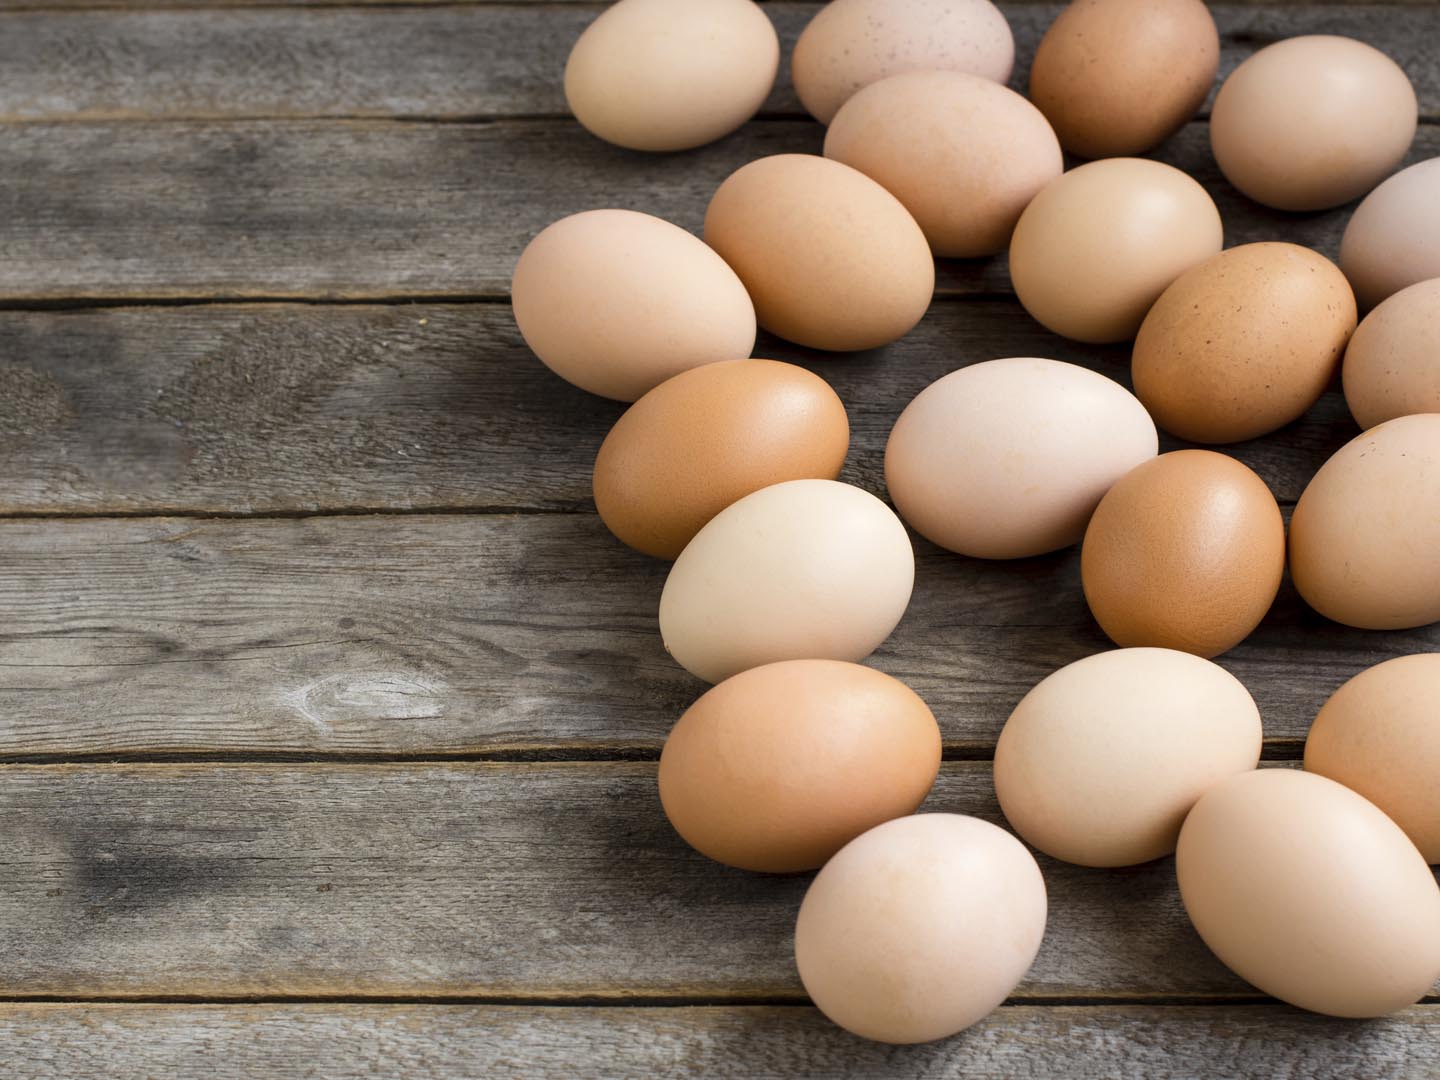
514,0 -> 1440,1046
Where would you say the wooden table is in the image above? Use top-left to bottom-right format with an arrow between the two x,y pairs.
0,1 -> 1436,1075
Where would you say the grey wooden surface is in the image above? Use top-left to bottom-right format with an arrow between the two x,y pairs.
1,0 -> 1438,1076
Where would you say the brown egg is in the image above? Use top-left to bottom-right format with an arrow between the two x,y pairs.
824,71 -> 1062,258
593,359 -> 849,559
1081,451 -> 1285,658
704,155 -> 934,351
1343,279 -> 1440,429
1009,159 -> 1222,343
658,660 -> 942,873
1306,655 -> 1440,863
1029,0 -> 1219,159
1340,159 -> 1440,311
1132,243 -> 1357,444
1290,414 -> 1440,629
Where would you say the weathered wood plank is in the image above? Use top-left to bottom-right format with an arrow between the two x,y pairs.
2,514 -> 1436,756
0,5 -> 1434,123
1,760 -> 1404,999
0,120 -> 1434,301
0,301 -> 1361,515
3,1003 -> 1438,1079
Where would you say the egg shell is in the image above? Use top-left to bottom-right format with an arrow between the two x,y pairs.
884,358 -> 1157,559
1340,158 -> 1440,311
994,648 -> 1261,868
511,210 -> 756,401
1177,768 -> 1440,1018
823,71 -> 1062,259
1081,450 -> 1284,658
795,814 -> 1047,1044
1343,279 -> 1440,429
1305,655 -> 1440,863
1028,0 -> 1219,159
1132,243 -> 1357,444
593,359 -> 849,559
1210,35 -> 1417,212
659,479 -> 914,684
1009,158 -> 1223,343
563,0 -> 779,152
658,660 -> 941,873
703,155 -> 934,352
1289,414 -> 1440,629
791,0 -> 1014,125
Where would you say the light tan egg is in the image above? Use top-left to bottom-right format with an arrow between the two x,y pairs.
511,209 -> 756,401
703,155 -> 934,352
824,71 -> 1062,258
1210,35 -> 1417,211
795,814 -> 1047,1043
1132,243 -> 1357,443
564,0 -> 779,152
594,359 -> 849,559
1290,414 -> 1440,629
659,660 -> 941,873
791,0 -> 1014,125
659,479 -> 914,683
1029,0 -> 1219,158
1343,279 -> 1440,429
1081,451 -> 1285,658
884,358 -> 1157,559
1340,158 -> 1440,310
995,648 -> 1261,867
1177,769 -> 1440,1017
1009,158 -> 1222,343
1306,655 -> 1440,864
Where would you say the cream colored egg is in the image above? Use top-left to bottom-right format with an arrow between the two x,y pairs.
885,358 -> 1157,558
1009,159 -> 1223,343
1290,414 -> 1440,629
994,648 -> 1261,867
1340,158 -> 1440,311
1177,769 -> 1440,1017
824,71 -> 1062,258
659,479 -> 914,684
795,814 -> 1047,1043
511,210 -> 756,401
1343,279 -> 1440,429
564,0 -> 780,152
791,0 -> 1014,125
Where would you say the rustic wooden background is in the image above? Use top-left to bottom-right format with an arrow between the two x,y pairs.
1,1 -> 1437,1076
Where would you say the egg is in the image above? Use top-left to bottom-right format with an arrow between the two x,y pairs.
593,359 -> 849,559
795,814 -> 1047,1044
1305,655 -> 1440,864
1210,36 -> 1417,212
1340,158 -> 1440,310
1177,769 -> 1440,1017
1343,279 -> 1440,429
658,660 -> 941,872
885,358 -> 1157,559
1289,414 -> 1440,629
563,0 -> 779,152
1028,0 -> 1219,159
659,479 -> 914,683
1009,159 -> 1223,343
790,0 -> 1014,125
703,155 -> 934,351
1132,243 -> 1357,443
823,71 -> 1062,258
1081,451 -> 1285,658
511,210 -> 756,401
995,649 -> 1261,868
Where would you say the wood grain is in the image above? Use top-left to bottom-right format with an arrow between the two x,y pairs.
0,4 -> 1433,122
2,514 -> 1437,756
1,760 -> 1399,1000
2,1003 -> 1437,1079
0,119 -> 1433,302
